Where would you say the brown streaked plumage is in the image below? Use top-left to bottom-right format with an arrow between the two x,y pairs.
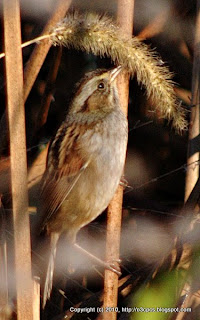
38,66 -> 128,307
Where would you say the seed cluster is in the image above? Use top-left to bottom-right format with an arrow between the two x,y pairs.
50,12 -> 187,132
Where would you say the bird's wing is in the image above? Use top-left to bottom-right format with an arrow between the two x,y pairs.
39,161 -> 89,229
38,122 -> 91,230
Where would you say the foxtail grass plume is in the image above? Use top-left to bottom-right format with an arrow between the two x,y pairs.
50,12 -> 187,132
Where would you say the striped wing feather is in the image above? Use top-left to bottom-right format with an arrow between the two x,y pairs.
39,122 -> 90,230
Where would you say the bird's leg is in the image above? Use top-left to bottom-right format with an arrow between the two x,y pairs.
73,243 -> 121,276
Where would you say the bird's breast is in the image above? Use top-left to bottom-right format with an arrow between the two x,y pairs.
48,109 -> 128,237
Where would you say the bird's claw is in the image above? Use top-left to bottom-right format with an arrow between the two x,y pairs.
120,176 -> 128,188
105,259 -> 122,276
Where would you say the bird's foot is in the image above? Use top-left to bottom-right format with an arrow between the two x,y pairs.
120,176 -> 128,188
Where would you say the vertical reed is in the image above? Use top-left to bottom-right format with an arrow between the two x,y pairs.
3,0 -> 33,318
102,1 -> 134,320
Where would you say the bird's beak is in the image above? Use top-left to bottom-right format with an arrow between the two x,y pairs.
110,66 -> 122,83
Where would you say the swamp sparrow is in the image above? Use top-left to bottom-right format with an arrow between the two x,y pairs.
38,66 -> 128,307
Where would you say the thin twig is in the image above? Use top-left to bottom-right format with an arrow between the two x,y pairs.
0,34 -> 51,59
36,47 -> 62,132
132,162 -> 198,191
138,8 -> 169,40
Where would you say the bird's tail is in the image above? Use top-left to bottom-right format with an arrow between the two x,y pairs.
42,233 -> 59,309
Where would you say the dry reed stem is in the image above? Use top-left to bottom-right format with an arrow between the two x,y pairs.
3,0 -> 33,319
36,47 -> 62,131
185,4 -> 200,202
23,0 -> 72,102
0,200 -> 9,320
176,3 -> 200,319
50,11 -> 187,132
33,278 -> 40,320
0,0 -> 72,158
103,188 -> 124,320
102,1 -> 134,320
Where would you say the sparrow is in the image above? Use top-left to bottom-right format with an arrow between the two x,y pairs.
38,66 -> 128,307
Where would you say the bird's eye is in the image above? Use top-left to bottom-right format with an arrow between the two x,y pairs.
98,82 -> 105,90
